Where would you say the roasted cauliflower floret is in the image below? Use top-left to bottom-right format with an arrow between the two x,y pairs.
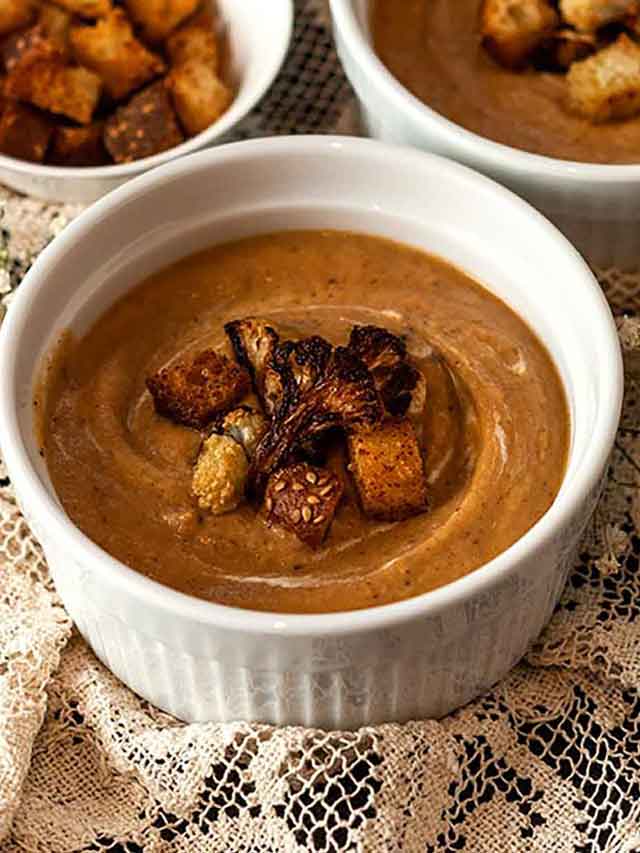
218,406 -> 268,459
252,342 -> 383,494
224,317 -> 282,415
192,433 -> 248,513
347,325 -> 420,416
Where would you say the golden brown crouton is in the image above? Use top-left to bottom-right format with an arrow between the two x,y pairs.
264,463 -> 344,549
166,13 -> 218,68
71,9 -> 165,99
50,0 -> 111,19
38,3 -> 72,54
0,100 -> 52,161
1,25 -> 61,72
49,122 -> 108,165
192,433 -> 248,514
559,0 -> 637,32
167,59 -> 231,134
124,0 -> 199,42
348,418 -> 428,521
567,33 -> 640,121
147,348 -> 251,429
103,78 -> 184,161
480,0 -> 559,68
4,51 -> 102,123
0,0 -> 36,37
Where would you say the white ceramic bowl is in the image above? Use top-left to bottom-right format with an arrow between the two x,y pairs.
330,0 -> 640,271
0,136 -> 622,728
0,0 -> 293,204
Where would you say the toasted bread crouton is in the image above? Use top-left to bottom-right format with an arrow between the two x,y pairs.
480,0 -> 559,68
167,59 -> 230,134
71,9 -> 165,99
166,13 -> 218,68
49,121 -> 107,165
39,3 -> 72,54
50,0 -> 111,19
567,33 -> 640,121
264,463 -> 344,548
1,25 -> 61,72
4,53 -> 102,123
0,100 -> 52,161
104,79 -> 184,161
192,433 -> 248,513
559,0 -> 637,32
147,348 -> 250,429
348,418 -> 428,521
124,0 -> 199,42
0,0 -> 36,37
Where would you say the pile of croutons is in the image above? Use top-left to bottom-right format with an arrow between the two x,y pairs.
481,0 -> 640,122
0,0 -> 232,166
146,319 -> 430,550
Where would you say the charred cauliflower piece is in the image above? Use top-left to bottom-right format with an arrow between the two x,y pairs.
348,418 -> 428,521
264,462 -> 343,548
252,343 -> 382,494
224,317 -> 282,415
192,433 -> 248,514
347,325 -> 420,416
217,406 -> 268,459
147,349 -> 250,429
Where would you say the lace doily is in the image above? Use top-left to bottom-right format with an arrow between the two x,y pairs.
3,2 -> 640,850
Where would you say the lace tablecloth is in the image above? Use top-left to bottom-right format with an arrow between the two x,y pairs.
3,2 -> 640,850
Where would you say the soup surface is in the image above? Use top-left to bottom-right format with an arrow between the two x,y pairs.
40,230 -> 569,613
372,0 -> 640,163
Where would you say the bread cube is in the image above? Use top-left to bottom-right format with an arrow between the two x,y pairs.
264,463 -> 344,549
124,0 -> 199,42
167,59 -> 231,135
0,0 -> 36,37
348,418 -> 428,521
146,348 -> 250,429
559,0 -> 637,32
480,0 -> 559,68
104,79 -> 184,162
1,25 -> 61,72
71,9 -> 165,100
166,13 -> 218,68
4,50 -> 102,123
50,0 -> 111,19
0,100 -> 52,161
567,33 -> 640,121
49,122 -> 108,165
38,3 -> 72,54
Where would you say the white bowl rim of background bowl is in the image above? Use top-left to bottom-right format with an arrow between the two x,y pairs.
0,135 -> 623,637
0,0 -> 294,183
329,0 -> 640,184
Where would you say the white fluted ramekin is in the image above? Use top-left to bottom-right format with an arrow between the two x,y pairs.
0,0 -> 292,204
0,136 -> 622,728
330,0 -> 640,270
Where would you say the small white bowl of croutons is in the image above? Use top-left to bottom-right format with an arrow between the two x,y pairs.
330,0 -> 640,270
0,0 -> 293,202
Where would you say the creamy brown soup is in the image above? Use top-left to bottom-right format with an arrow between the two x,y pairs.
372,0 -> 640,163
39,231 -> 569,613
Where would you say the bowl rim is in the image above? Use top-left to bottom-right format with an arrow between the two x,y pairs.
0,135 -> 624,637
329,0 -> 640,183
0,0 -> 294,181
